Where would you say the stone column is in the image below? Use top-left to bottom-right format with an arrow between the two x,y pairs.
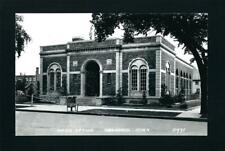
40,57 -> 43,95
119,50 -> 123,91
116,50 -> 120,92
174,59 -> 176,95
80,71 -> 85,96
155,49 -> 161,97
67,55 -> 70,94
99,70 -> 103,97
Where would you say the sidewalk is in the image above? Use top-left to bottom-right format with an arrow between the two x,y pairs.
15,103 -> 206,121
176,106 -> 202,118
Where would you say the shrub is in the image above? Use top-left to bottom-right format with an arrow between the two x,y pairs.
159,93 -> 174,107
58,86 -> 67,96
27,84 -> 34,96
179,102 -> 188,109
161,84 -> 167,97
102,97 -> 117,105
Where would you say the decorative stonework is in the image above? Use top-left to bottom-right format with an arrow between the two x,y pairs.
72,61 -> 78,67
106,59 -> 112,65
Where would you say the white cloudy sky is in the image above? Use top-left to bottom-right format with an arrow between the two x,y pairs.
15,13 -> 197,75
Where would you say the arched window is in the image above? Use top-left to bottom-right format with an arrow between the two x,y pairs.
140,65 -> 147,91
49,69 -> 54,91
131,65 -> 138,90
56,68 -> 61,90
129,59 -> 148,92
47,63 -> 62,92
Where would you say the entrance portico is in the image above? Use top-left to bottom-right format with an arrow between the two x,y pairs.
80,59 -> 103,97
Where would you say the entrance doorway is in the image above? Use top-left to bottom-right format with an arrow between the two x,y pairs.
85,60 -> 100,96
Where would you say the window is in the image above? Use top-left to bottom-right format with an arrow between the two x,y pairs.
130,59 -> 148,92
48,64 -> 62,92
56,68 -> 61,90
49,69 -> 54,91
131,66 -> 138,90
140,66 -> 147,90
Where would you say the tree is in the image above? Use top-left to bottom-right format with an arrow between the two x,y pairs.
15,15 -> 31,57
91,13 -> 208,115
16,77 -> 27,92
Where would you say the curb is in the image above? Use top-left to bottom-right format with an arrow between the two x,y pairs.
16,108 -> 207,122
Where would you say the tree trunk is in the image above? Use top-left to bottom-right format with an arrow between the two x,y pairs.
199,67 -> 208,115
188,45 -> 208,115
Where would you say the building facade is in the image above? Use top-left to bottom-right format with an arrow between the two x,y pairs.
39,36 -> 193,104
15,67 -> 40,96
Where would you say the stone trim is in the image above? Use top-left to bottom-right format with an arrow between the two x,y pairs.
67,55 -> 70,94
40,54 -> 67,58
102,70 -> 116,73
175,57 -> 193,69
69,71 -> 81,74
40,58 -> 43,95
122,46 -> 159,52
160,47 -> 176,57
156,49 -> 161,97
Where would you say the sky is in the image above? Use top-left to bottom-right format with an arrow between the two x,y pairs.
15,13 -> 197,75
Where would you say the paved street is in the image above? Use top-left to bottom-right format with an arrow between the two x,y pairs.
16,111 -> 207,136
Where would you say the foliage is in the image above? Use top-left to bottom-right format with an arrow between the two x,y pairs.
102,97 -> 117,106
58,86 -> 67,96
58,77 -> 67,96
16,78 -> 27,92
173,89 -> 185,103
27,84 -> 34,96
91,13 -> 208,114
161,84 -> 167,97
159,93 -> 174,107
179,102 -> 188,109
15,15 -> 31,57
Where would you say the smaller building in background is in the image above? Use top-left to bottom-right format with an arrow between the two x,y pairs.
192,67 -> 201,96
15,67 -> 40,96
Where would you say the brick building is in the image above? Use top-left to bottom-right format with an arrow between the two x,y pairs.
39,35 -> 193,104
15,67 -> 40,96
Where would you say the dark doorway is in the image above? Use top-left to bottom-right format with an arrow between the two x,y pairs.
85,61 -> 100,96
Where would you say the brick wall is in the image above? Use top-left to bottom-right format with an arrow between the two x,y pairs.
62,74 -> 67,94
122,50 -> 156,70
43,57 -> 67,72
122,73 -> 128,96
170,75 -> 175,95
42,44 -> 67,51
149,72 -> 156,96
69,74 -> 80,95
103,73 -> 116,96
70,52 -> 116,71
